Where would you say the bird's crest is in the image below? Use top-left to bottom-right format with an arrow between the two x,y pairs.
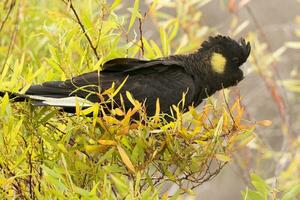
201,35 -> 235,50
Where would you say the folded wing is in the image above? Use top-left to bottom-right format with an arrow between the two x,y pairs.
18,58 -> 195,114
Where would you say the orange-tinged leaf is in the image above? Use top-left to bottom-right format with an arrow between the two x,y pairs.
130,123 -> 139,129
98,140 -> 117,146
117,145 -> 136,173
228,0 -> 238,13
233,98 -> 244,125
256,120 -> 272,127
116,125 -> 130,136
223,108 -> 229,128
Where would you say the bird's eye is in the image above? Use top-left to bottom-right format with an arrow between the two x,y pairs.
232,57 -> 239,64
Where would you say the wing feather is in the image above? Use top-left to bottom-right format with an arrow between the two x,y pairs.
23,57 -> 195,115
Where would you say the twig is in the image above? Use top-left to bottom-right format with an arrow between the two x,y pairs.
0,0 -> 19,74
138,14 -> 145,56
62,0 -> 100,60
190,161 -> 227,190
222,88 -> 236,126
0,0 -> 16,33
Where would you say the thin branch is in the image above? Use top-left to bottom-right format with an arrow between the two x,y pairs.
138,14 -> 145,56
62,0 -> 100,60
222,88 -> 236,126
0,0 -> 16,33
1,0 -> 19,74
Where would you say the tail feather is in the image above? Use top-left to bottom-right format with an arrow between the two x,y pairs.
0,90 -> 93,108
0,91 -> 27,102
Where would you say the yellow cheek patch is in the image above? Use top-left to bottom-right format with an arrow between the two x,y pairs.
210,52 -> 226,74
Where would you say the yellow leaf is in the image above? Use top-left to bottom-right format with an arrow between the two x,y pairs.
256,120 -> 272,127
103,116 -> 121,124
117,145 -> 136,173
215,154 -> 231,162
75,98 -> 80,116
80,104 -> 97,115
195,140 -> 208,145
114,108 -> 125,116
127,0 -> 141,32
235,132 -> 256,148
112,76 -> 128,98
85,145 -> 108,153
98,140 -> 117,146
130,102 -> 142,115
102,83 -> 115,95
160,27 -> 169,56
161,193 -> 168,200
110,0 -> 122,11
233,98 -> 244,126
126,91 -> 137,106
214,116 -> 224,137
153,98 -> 160,121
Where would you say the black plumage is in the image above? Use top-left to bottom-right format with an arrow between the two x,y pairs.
0,35 -> 251,116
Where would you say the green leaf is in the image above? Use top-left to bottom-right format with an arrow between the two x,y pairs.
110,0 -> 122,11
215,153 -> 231,162
127,0 -> 141,32
111,174 -> 130,197
250,173 -> 270,200
242,189 -> 265,200
282,184 -> 300,200
160,27 -> 169,56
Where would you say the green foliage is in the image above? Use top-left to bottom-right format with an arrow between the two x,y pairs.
242,173 -> 273,200
0,0 -> 257,199
242,173 -> 300,200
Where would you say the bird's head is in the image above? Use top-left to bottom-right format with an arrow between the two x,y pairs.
200,35 -> 251,87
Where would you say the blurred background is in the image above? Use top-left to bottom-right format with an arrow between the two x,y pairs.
0,0 -> 299,199
197,1 -> 299,199
120,0 -> 300,199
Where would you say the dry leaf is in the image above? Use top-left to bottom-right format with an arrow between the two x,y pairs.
117,145 -> 136,173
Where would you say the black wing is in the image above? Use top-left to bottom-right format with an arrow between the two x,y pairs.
24,58 -> 196,115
